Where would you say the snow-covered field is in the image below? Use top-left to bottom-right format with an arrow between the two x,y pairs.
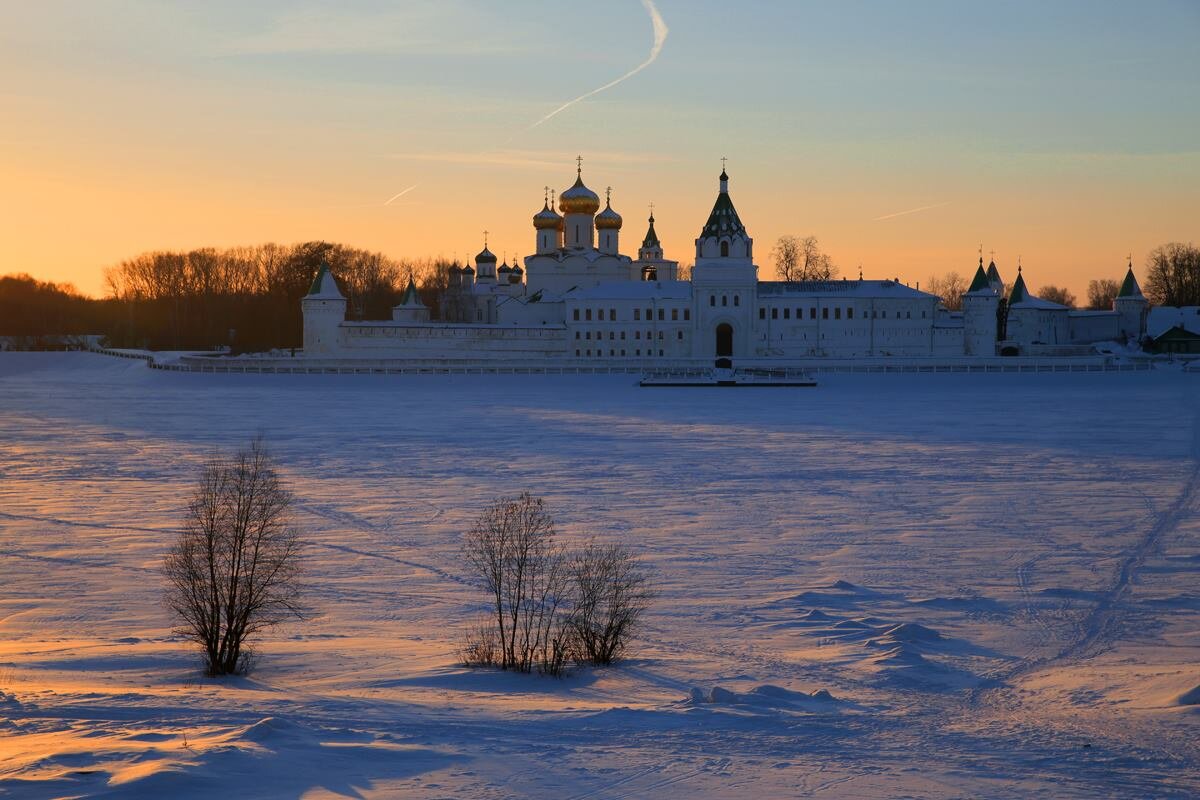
1,352 -> 1198,799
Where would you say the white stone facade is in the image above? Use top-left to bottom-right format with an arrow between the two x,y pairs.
303,165 -> 1149,362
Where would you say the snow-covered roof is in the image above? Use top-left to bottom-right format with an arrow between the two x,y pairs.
1148,306 -> 1200,338
566,280 -> 693,301
306,264 -> 344,299
758,279 -> 938,300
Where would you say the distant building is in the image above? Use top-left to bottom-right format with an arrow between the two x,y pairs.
302,161 -> 1149,362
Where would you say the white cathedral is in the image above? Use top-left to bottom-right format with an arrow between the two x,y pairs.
302,162 -> 1149,363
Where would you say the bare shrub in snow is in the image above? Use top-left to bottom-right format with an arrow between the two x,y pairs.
163,439 -> 305,676
458,616 -> 500,667
463,493 -> 572,675
462,496 -> 655,675
569,542 -> 655,666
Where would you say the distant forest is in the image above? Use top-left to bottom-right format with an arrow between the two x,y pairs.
0,242 -> 457,352
2,241 -> 1198,351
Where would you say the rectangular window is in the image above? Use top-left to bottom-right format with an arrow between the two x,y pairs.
658,331 -> 664,340
772,308 -> 779,320
658,308 -> 665,321
635,331 -> 640,340
809,307 -> 816,319
646,308 -> 652,320
710,295 -> 716,307
784,308 -> 791,320
672,308 -> 679,321
585,331 -> 591,340
634,308 -> 641,321
575,331 -> 580,339
609,331 -> 615,340
848,308 -> 854,319
835,308 -> 841,320
575,349 -> 580,357
573,309 -> 580,321
610,309 -> 617,321
759,308 -> 766,320
621,349 -> 626,356
677,331 -> 683,340
620,331 -> 626,340
822,307 -> 829,319
585,309 -> 592,321
684,309 -> 690,320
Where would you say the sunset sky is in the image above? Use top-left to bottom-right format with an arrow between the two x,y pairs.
2,0 -> 1197,298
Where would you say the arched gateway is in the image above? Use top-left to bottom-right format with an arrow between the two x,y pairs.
715,323 -> 733,357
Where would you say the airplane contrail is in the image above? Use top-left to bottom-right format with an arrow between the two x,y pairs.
529,0 -> 667,130
873,201 -> 952,221
384,185 -> 418,206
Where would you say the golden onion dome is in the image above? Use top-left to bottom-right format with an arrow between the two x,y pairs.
533,201 -> 562,230
595,199 -> 623,230
559,174 -> 600,215
475,246 -> 497,265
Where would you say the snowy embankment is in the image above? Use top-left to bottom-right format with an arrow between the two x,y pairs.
1,352 -> 1198,798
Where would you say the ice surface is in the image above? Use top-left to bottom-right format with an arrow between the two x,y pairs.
1,352 -> 1199,798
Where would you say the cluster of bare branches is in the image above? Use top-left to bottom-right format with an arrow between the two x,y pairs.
925,271 -> 967,311
163,439 -> 306,676
1086,278 -> 1121,310
1145,242 -> 1200,307
772,235 -> 837,282
1037,285 -> 1077,308
461,494 -> 654,676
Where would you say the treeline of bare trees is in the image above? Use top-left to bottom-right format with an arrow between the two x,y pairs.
163,445 -> 653,679
0,274 -> 112,339
461,493 -> 654,676
1,243 -> 461,351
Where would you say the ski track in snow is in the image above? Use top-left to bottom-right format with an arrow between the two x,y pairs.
1,353 -> 1199,798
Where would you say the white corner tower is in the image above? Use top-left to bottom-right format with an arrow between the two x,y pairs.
1114,258 -> 1148,343
302,262 -> 346,356
962,257 -> 1000,356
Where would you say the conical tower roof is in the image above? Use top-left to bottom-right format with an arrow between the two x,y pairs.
397,276 -> 425,308
966,261 -> 994,294
307,262 -> 344,299
642,213 -> 661,249
1008,270 -> 1029,305
1118,263 -> 1144,298
699,170 -> 747,239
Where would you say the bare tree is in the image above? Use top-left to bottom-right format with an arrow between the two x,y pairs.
463,493 -> 571,674
1038,285 -> 1076,308
163,439 -> 305,676
1145,242 -> 1200,306
1086,278 -> 1121,310
569,542 -> 654,666
925,271 -> 967,311
772,235 -> 837,282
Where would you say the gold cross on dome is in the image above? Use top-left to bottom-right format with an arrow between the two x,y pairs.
483,230 -> 488,247
576,155 -> 583,174
606,186 -> 612,203
721,156 -> 727,170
